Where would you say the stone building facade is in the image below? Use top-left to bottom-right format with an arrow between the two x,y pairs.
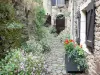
43,0 -> 70,32
44,0 -> 100,75
66,0 -> 100,75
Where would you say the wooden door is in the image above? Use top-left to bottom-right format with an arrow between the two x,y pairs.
56,15 -> 65,34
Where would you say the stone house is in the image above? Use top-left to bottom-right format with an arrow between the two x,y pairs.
43,0 -> 70,33
67,0 -> 100,74
43,0 -> 100,75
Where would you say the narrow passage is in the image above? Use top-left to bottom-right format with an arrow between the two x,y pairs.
44,37 -> 66,75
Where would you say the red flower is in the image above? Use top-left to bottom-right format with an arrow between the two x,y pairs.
65,39 -> 69,44
69,39 -> 74,42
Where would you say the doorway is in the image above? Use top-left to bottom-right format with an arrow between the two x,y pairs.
56,14 -> 65,34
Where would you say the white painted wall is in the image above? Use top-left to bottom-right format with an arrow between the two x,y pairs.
43,0 -> 51,14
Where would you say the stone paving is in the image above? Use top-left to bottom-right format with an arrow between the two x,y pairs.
44,37 -> 67,75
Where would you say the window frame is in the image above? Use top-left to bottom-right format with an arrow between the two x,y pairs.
79,0 -> 93,54
51,0 -> 65,6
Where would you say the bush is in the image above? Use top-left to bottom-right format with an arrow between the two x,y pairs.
40,38 -> 51,53
49,26 -> 57,34
0,2 -> 23,59
0,22 -> 23,59
0,48 -> 44,75
26,39 -> 43,54
58,29 -> 70,42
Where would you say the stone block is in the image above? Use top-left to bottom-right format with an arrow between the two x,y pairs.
95,0 -> 100,7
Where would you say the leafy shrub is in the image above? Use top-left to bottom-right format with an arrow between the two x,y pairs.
0,2 -> 15,25
0,22 -> 23,59
26,39 -> 43,54
0,48 -> 44,75
0,2 -> 23,59
25,27 -> 54,53
33,6 -> 46,41
58,29 -> 70,42
39,27 -> 57,53
40,38 -> 51,53
49,26 -> 57,34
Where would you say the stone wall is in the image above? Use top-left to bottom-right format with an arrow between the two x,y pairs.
65,0 -> 72,35
66,0 -> 100,75
78,0 -> 100,75
93,0 -> 100,75
76,0 -> 100,75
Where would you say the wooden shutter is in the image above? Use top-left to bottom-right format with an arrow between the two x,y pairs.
51,0 -> 56,6
76,11 -> 81,45
86,1 -> 95,49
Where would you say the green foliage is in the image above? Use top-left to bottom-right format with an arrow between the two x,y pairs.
49,26 -> 57,34
0,22 -> 23,58
26,39 -> 43,53
74,46 -> 88,70
7,22 -> 24,29
58,29 -> 70,42
34,0 -> 42,4
64,40 -> 88,70
0,0 -> 50,74
65,42 -> 74,54
30,4 -> 53,53
0,49 -> 44,75
33,5 -> 46,40
0,2 -> 23,59
40,38 -> 51,53
39,27 -> 55,53
24,27 -> 55,54
0,2 -> 15,26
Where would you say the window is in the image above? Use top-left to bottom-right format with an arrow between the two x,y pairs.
51,0 -> 65,6
51,0 -> 56,6
79,0 -> 95,53
57,0 -> 65,6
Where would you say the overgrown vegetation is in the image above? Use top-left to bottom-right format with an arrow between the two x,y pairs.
0,0 -> 55,74
0,2 -> 23,59
0,49 -> 44,75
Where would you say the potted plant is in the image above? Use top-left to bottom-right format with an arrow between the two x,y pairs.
64,39 -> 88,73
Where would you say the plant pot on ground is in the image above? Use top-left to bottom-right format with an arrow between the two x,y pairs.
65,54 -> 85,73
64,39 -> 88,73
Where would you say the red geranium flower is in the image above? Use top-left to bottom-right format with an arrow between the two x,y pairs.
69,39 -> 74,42
65,39 -> 69,44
